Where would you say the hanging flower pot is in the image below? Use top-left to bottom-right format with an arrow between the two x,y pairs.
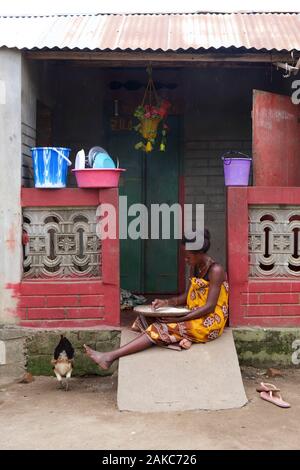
141,116 -> 161,140
133,67 -> 171,153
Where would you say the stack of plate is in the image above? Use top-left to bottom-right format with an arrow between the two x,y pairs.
88,146 -> 115,169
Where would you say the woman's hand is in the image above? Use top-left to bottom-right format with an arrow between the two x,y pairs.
152,298 -> 168,310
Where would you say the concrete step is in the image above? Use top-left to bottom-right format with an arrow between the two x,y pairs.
117,328 -> 248,412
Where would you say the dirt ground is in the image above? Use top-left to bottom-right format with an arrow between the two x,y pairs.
0,367 -> 299,450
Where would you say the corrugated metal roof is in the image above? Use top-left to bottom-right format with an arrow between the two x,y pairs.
0,13 -> 299,52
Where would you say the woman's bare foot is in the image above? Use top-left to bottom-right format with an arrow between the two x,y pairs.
179,339 -> 192,350
131,320 -> 140,332
83,344 -> 113,370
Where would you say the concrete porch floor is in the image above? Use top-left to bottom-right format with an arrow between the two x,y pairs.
0,367 -> 299,450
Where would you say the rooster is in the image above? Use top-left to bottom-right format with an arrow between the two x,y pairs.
51,335 -> 74,391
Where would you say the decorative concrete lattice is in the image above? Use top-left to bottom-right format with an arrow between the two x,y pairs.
23,207 -> 101,278
249,205 -> 300,277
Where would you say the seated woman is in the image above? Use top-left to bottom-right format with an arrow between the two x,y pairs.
84,229 -> 229,369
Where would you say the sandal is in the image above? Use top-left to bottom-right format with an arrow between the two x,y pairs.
256,383 -> 290,408
259,390 -> 291,408
256,382 -> 280,393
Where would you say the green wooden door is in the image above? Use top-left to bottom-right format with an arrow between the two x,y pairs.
144,117 -> 179,292
109,131 -> 144,292
108,117 -> 180,293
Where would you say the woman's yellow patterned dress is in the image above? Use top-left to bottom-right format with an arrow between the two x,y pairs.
137,277 -> 229,347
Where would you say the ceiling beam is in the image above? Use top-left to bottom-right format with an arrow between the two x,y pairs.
24,50 -> 297,64
65,61 -> 273,69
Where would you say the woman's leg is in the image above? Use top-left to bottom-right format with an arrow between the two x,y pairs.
131,314 -> 155,332
84,333 -> 153,370
131,319 -> 140,332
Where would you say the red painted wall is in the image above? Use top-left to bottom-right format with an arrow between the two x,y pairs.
8,188 -> 120,328
227,187 -> 300,327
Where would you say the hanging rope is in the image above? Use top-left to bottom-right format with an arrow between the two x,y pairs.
141,64 -> 159,108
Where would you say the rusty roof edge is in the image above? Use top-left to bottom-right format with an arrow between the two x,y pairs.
1,12 -> 300,19
23,46 -> 300,55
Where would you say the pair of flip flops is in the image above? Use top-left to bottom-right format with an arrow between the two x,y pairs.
256,382 -> 291,408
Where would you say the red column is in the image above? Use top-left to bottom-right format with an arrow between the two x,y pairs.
227,187 -> 249,326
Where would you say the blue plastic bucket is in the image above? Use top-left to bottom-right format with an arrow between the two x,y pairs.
31,147 -> 72,188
